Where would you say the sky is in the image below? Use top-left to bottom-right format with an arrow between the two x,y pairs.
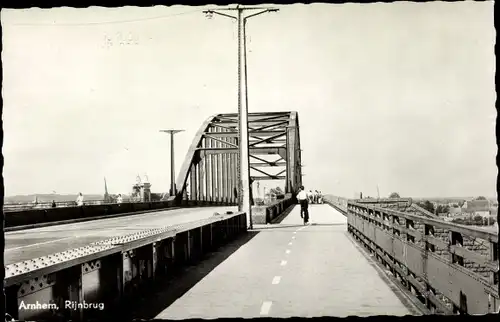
1,2 -> 496,199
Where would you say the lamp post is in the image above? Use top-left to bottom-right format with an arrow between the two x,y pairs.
203,5 -> 279,229
285,125 -> 299,194
160,129 -> 184,197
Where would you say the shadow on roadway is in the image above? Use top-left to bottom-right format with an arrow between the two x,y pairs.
115,231 -> 260,321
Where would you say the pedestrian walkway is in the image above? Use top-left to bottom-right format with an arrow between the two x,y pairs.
156,205 -> 415,319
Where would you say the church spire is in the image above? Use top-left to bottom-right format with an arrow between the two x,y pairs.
104,177 -> 110,201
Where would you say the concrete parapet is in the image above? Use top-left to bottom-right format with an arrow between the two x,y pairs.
251,195 -> 295,224
251,206 -> 267,224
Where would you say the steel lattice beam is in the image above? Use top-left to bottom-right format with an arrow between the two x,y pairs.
174,111 -> 302,203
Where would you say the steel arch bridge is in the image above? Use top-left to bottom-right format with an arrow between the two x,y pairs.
174,111 -> 302,204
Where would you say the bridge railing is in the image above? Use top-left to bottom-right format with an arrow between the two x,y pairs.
323,195 -> 348,214
347,200 -> 499,315
3,199 -> 116,212
4,211 -> 247,321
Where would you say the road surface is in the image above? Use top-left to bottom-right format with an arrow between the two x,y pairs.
5,206 -> 236,265
156,205 -> 416,318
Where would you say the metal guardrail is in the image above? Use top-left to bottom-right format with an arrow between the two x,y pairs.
4,212 -> 247,321
3,199 -> 116,212
323,196 -> 348,214
347,200 -> 499,315
352,197 -> 413,204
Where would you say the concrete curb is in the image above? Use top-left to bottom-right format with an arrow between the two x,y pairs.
5,207 -> 184,232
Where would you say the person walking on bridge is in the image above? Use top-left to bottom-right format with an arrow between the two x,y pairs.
318,190 -> 323,204
297,186 -> 309,225
76,193 -> 84,206
308,190 -> 314,204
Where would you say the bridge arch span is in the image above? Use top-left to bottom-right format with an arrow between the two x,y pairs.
173,111 -> 302,204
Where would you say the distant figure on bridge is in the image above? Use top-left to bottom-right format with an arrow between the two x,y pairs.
117,194 -> 123,204
297,186 -> 309,225
51,200 -> 57,208
76,193 -> 84,206
308,190 -> 314,204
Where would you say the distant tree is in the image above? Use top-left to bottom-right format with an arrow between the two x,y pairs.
458,200 -> 465,207
476,196 -> 487,200
435,205 -> 450,214
150,193 -> 163,202
473,215 -> 483,223
270,186 -> 284,196
389,192 -> 400,198
418,200 -> 435,214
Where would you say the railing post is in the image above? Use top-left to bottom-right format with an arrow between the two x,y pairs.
489,241 -> 499,313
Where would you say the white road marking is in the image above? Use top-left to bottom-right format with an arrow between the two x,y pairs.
5,236 -> 76,251
292,236 -> 296,239
6,230 -> 117,252
293,231 -> 297,234
286,249 -> 291,254
288,242 -> 293,246
280,260 -> 287,266
260,301 -> 273,315
272,276 -> 281,284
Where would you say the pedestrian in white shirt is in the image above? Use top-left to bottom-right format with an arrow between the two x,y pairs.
76,193 -> 84,206
308,190 -> 314,204
296,186 -> 309,225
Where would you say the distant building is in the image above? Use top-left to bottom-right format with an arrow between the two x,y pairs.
103,177 -> 113,203
131,175 -> 152,202
449,207 -> 463,215
462,199 -> 493,217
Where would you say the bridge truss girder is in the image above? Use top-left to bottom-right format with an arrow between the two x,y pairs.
174,111 -> 302,203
